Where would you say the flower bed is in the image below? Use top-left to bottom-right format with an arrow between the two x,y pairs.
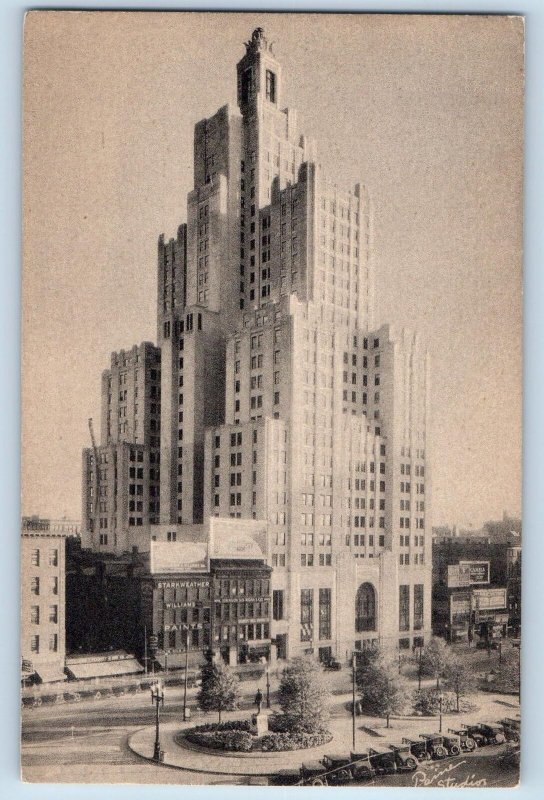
261,730 -> 333,752
185,721 -> 253,752
183,719 -> 332,753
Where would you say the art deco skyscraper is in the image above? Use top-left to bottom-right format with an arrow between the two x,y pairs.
84,28 -> 431,660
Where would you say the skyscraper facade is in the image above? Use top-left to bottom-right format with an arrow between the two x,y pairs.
83,28 -> 432,661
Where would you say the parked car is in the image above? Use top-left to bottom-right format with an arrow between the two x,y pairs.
499,718 -> 520,743
440,733 -> 462,756
367,747 -> 398,775
448,727 -> 477,752
387,743 -> 419,771
418,734 -> 448,759
300,760 -> 329,786
323,657 -> 342,671
349,751 -> 377,780
462,723 -> 505,746
268,768 -> 301,786
402,737 -> 432,762
320,754 -> 354,784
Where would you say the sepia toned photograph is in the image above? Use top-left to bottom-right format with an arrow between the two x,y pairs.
21,11 -> 523,787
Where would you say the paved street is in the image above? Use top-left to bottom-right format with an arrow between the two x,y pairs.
21,664 -> 519,785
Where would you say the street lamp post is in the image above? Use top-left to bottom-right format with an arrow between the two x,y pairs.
183,625 -> 190,722
417,646 -> 423,691
351,651 -> 364,749
150,681 -> 165,761
438,693 -> 444,734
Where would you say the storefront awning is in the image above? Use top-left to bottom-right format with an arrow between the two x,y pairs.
66,657 -> 144,680
35,664 -> 67,684
155,652 -> 188,669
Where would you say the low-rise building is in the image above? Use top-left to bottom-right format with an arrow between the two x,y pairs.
21,517 -> 76,683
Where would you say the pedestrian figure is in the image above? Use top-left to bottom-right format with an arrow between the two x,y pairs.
254,687 -> 263,714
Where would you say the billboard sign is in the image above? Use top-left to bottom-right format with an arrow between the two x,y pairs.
209,517 -> 268,560
150,541 -> 208,573
447,561 -> 490,588
472,587 -> 507,611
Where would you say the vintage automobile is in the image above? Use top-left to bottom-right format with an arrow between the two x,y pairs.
418,734 -> 448,759
300,760 -> 330,786
320,754 -> 355,784
499,718 -> 520,743
447,727 -> 477,752
387,743 -> 419,771
401,736 -> 432,762
322,657 -> 342,671
367,747 -> 398,775
349,751 -> 378,780
440,733 -> 462,756
322,752 -> 378,783
268,768 -> 302,786
462,723 -> 506,746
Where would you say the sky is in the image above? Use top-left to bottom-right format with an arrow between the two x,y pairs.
22,11 -> 523,527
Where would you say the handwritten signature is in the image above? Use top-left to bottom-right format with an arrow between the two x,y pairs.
412,760 -> 487,788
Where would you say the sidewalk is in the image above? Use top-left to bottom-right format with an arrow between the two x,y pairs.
128,691 -> 519,777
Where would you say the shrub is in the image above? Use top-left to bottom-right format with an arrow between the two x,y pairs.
411,688 -> 458,716
261,730 -> 333,752
190,720 -> 251,733
186,727 -> 253,752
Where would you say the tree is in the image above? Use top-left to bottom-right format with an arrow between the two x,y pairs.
197,660 -> 240,723
493,652 -> 520,695
277,657 -> 330,734
442,655 -> 475,712
421,636 -> 454,688
357,651 -> 406,727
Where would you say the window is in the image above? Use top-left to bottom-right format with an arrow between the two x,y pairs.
51,576 -> 58,595
319,588 -> 332,640
30,605 -> 39,624
399,585 -> 410,631
414,584 -> 424,630
273,589 -> 284,620
49,633 -> 58,652
31,577 -> 39,595
266,69 -> 276,103
49,605 -> 58,623
355,583 -> 376,632
300,589 -> 313,641
30,635 -> 39,653
31,549 -> 40,567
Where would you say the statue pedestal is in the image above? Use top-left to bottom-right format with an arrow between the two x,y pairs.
250,711 -> 269,737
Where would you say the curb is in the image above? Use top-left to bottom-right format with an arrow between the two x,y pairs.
128,726 -> 273,777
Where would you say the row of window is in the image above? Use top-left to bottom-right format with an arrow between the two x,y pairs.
300,553 -> 333,567
353,516 -> 386,529
400,553 -> 425,565
30,605 -> 58,624
29,549 -> 58,567
30,577 -> 58,595
300,588 -> 332,640
29,634 -> 58,653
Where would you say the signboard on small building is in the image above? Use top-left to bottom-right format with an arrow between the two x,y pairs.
472,586 -> 507,611
149,541 -> 209,573
209,517 -> 268,561
447,561 -> 490,588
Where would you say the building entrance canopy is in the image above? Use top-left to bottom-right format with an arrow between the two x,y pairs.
66,654 -> 144,680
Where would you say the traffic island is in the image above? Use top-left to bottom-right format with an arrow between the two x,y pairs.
128,721 -> 337,777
